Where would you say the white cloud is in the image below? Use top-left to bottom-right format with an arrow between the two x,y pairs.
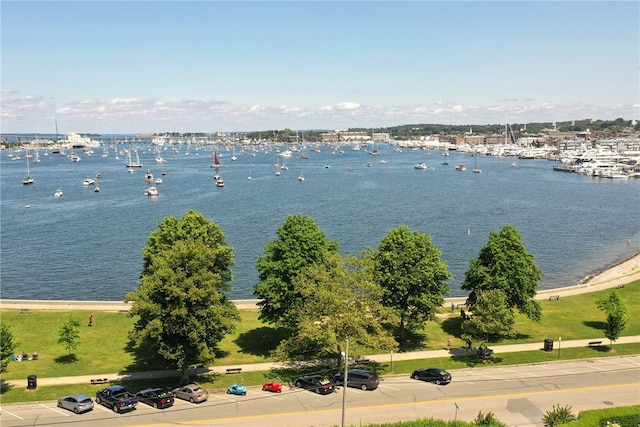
1,91 -> 638,133
336,102 -> 360,110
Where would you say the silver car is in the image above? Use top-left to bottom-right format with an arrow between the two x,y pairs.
171,383 -> 209,403
57,393 -> 94,413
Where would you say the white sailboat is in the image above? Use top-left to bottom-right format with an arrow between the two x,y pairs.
472,151 -> 482,173
23,151 -> 35,185
125,147 -> 142,168
297,157 -> 305,182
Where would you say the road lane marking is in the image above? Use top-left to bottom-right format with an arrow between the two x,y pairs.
0,409 -> 24,419
380,385 -> 400,391
39,403 -> 69,416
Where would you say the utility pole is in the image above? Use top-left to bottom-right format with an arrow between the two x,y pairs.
341,337 -> 349,427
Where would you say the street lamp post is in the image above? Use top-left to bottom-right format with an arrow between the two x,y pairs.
341,337 -> 349,427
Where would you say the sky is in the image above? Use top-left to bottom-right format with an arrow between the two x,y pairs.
1,1 -> 638,134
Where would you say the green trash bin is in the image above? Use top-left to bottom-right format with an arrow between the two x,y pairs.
544,339 -> 553,352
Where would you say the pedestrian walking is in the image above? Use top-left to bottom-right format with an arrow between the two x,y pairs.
447,338 -> 452,351
88,315 -> 93,327
451,302 -> 455,312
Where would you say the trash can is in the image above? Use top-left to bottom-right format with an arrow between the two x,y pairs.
544,338 -> 553,352
27,374 -> 37,390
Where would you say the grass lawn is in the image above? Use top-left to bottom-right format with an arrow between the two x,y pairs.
1,280 -> 638,403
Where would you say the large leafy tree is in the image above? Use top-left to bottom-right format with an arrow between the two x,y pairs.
374,225 -> 452,342
272,250 -> 398,361
461,289 -> 515,348
254,214 -> 339,326
0,321 -> 19,374
462,224 -> 542,321
125,210 -> 239,381
596,291 -> 629,349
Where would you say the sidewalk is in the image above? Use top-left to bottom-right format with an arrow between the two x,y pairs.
5,335 -> 639,389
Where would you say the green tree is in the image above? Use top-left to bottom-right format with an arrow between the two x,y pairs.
462,289 -> 515,349
373,225 -> 452,342
596,291 -> 629,349
126,211 -> 239,382
58,318 -> 81,356
0,321 -> 19,374
462,224 -> 542,321
254,214 -> 339,326
272,250 -> 398,361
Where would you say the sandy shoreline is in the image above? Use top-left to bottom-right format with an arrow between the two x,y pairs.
2,252 -> 638,311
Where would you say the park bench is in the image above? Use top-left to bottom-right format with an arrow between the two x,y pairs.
616,283 -> 625,289
226,368 -> 242,374
90,378 -> 109,385
20,308 -> 31,314
548,295 -> 560,301
588,341 -> 602,347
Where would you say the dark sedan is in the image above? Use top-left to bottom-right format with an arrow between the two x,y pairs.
294,375 -> 335,394
410,367 -> 452,385
136,388 -> 174,409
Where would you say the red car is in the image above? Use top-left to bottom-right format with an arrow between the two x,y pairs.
262,381 -> 282,393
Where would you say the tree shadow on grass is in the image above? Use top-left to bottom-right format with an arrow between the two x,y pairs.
234,326 -> 291,357
54,354 -> 78,364
583,320 -> 606,331
397,329 -> 428,352
451,354 -> 504,367
124,338 -> 174,372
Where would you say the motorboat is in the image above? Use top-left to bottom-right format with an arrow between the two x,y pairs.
155,177 -> 163,184
54,189 -> 63,198
83,178 -> 96,186
414,163 -> 428,170
144,186 -> 159,196
216,178 -> 225,188
144,170 -> 153,183
455,164 -> 467,171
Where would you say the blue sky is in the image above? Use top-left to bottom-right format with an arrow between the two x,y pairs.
1,1 -> 638,133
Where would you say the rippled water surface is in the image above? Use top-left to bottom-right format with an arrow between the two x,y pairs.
2,144 -> 638,300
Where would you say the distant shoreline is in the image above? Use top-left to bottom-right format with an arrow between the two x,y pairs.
1,251 -> 638,312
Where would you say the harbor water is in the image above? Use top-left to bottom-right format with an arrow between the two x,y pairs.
1,143 -> 638,301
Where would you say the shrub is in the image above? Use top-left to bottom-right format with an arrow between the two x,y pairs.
543,404 -> 577,426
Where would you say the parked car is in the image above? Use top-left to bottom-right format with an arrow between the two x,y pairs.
410,367 -> 452,385
136,388 -> 174,409
227,384 -> 247,396
294,375 -> 335,395
57,393 -> 94,413
95,385 -> 138,413
171,383 -> 209,403
333,368 -> 380,390
262,381 -> 283,393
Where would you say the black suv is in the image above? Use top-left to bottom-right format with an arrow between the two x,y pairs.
333,369 -> 380,390
294,375 -> 335,395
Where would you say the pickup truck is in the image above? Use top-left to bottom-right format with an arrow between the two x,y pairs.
95,385 -> 138,413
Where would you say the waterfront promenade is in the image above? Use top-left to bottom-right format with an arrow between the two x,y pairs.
2,251 -> 638,312
1,252 -> 638,389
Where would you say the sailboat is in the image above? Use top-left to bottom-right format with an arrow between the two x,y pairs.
23,151 -> 35,185
297,156 -> 305,182
155,145 -> 166,164
125,147 -> 142,168
472,151 -> 482,173
210,151 -> 223,168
